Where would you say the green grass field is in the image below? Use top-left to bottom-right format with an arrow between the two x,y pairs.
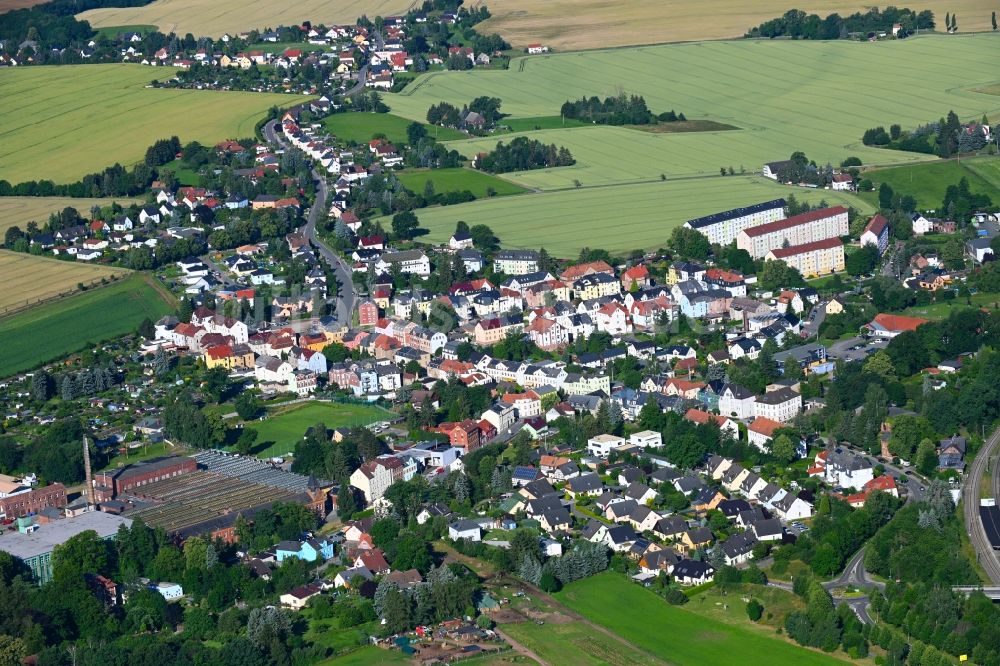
93,24 -> 158,39
555,573 -> 847,666
0,274 -> 175,377
503,620 -> 659,665
397,168 -> 528,198
322,112 -> 466,147
387,36 -> 1000,173
0,64 -> 292,183
401,176 -> 872,257
317,646 -> 410,666
501,116 -> 591,132
160,158 -> 203,186
861,156 -> 1000,209
246,401 -> 392,458
378,35 -> 999,253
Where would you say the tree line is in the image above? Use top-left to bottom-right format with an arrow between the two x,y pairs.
745,7 -> 935,39
560,94 -> 684,126
862,111 -> 992,158
475,136 -> 575,173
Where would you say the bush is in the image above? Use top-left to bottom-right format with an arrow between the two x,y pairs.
539,572 -> 561,592
665,588 -> 689,605
747,599 -> 764,622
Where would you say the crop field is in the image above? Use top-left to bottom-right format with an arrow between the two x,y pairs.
0,273 -> 175,377
503,619 -> 659,665
322,112 -> 465,146
396,168 -> 527,198
477,0 -> 998,49
93,24 -> 158,39
382,36 -> 997,253
556,573 -> 848,666
0,196 -> 140,235
247,401 -> 392,458
388,36 -> 1000,172
403,176 -> 872,257
0,64 -> 292,183
0,250 -> 131,314
77,0 -> 414,39
862,156 -> 1000,208
447,125 -> 776,189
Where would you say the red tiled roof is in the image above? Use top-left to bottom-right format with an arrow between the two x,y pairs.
743,206 -> 848,238
748,417 -> 783,437
864,214 -> 889,237
870,313 -> 929,333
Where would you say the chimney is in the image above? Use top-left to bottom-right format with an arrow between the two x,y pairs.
83,436 -> 97,508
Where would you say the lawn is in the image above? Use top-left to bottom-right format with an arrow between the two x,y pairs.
0,251 -> 132,314
400,176 -> 873,257
555,573 -> 848,666
0,196 -> 141,236
245,401 -> 392,458
860,156 -> 1000,209
500,116 -> 591,132
502,619 -> 659,665
93,24 -> 158,39
396,168 -> 528,198
0,64 -> 292,183
322,112 -> 466,146
475,0 -> 997,49
900,292 -> 1000,319
317,646 -> 411,666
160,158 -> 203,187
0,273 -> 175,377
77,0 -> 412,38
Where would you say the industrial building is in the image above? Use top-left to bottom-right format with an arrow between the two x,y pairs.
0,511 -> 131,584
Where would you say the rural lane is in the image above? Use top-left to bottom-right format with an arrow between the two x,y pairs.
264,119 -> 357,325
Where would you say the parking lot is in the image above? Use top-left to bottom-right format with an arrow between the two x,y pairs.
827,335 -> 888,362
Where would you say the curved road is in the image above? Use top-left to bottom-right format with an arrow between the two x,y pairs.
264,119 -> 357,326
963,425 -> 1000,583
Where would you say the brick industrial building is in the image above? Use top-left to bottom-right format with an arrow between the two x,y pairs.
93,456 -> 198,502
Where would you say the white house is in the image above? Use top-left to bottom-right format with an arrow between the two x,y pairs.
753,387 -> 801,423
448,519 -> 483,541
587,433 -> 626,458
628,430 -> 663,449
911,213 -> 933,235
718,384 -> 756,419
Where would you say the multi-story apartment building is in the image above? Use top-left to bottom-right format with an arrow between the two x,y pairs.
765,237 -> 845,278
684,199 -> 787,246
737,206 -> 849,258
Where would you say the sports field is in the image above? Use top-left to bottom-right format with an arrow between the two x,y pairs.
402,176 -> 873,257
862,156 -> 1000,208
555,573 -> 847,666
0,273 -> 175,377
77,0 -> 413,39
477,0 -> 997,49
396,168 -> 528,198
0,250 -> 132,314
0,197 -> 140,236
322,112 -> 465,146
247,401 -> 392,458
0,64 -> 292,183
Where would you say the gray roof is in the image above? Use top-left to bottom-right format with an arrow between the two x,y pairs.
0,512 -> 131,560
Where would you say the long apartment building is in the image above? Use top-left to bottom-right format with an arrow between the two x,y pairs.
737,206 -> 849,258
765,237 -> 845,278
684,199 -> 786,246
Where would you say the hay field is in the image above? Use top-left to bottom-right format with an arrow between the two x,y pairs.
77,0 -> 414,38
0,64 -> 292,183
0,197 -> 140,235
477,0 -> 998,50
0,250 -> 130,314
402,176 -> 873,257
388,35 -> 1000,174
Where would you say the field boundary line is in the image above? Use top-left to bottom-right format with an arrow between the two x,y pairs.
0,265 -> 135,320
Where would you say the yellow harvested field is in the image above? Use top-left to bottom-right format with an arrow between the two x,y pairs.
0,64 -> 292,184
0,197 -> 140,235
477,0 -> 999,49
0,250 -> 130,315
78,0 -> 415,38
